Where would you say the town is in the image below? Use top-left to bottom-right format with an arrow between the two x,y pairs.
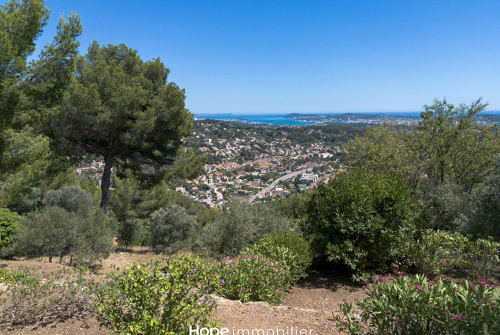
171,120 -> 364,208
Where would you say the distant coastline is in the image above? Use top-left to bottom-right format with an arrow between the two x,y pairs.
194,111 -> 500,126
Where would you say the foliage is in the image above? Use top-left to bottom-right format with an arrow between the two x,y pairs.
0,0 -> 81,133
0,1 -> 81,213
94,255 -> 218,335
468,163 -> 500,240
46,42 -> 194,212
302,171 -> 419,277
117,219 -> 144,251
348,99 -> 500,231
408,230 -> 500,281
408,230 -> 469,276
13,187 -> 42,214
43,185 -> 94,213
202,201 -> 294,258
14,186 -> 114,264
428,165 -> 500,236
112,175 -> 219,227
0,208 -> 20,250
214,254 -> 290,306
334,274 -> 500,335
0,267 -> 37,285
266,192 -> 311,221
240,231 -> 312,284
0,128 -> 77,208
149,205 -> 197,254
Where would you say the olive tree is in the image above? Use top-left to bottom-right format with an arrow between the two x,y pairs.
14,186 -> 114,264
149,205 -> 197,254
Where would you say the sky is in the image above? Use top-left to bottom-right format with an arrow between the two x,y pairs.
22,0 -> 500,114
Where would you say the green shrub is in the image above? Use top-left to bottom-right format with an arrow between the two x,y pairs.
466,238 -> 500,282
408,230 -> 500,281
0,268 -> 38,285
15,205 -> 114,265
117,218 -> 144,251
94,255 -> 218,335
0,208 -> 20,250
202,201 -> 294,258
214,254 -> 290,306
149,205 -> 197,254
408,230 -> 470,276
43,186 -> 94,214
334,274 -> 500,335
240,231 -> 312,284
301,171 -> 419,277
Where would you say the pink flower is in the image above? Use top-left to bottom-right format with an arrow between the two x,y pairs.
454,315 -> 461,321
221,280 -> 225,284
444,308 -> 448,313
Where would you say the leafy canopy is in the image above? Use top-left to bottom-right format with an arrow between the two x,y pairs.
47,42 -> 194,212
302,171 -> 419,277
348,98 -> 500,231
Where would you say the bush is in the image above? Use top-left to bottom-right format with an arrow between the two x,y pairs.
149,205 -> 197,254
334,274 -> 500,335
43,185 -> 94,214
94,255 -> 218,335
117,218 -> 144,251
467,238 -> 500,282
14,186 -> 114,265
408,230 -> 470,276
203,201 -> 294,258
408,230 -> 500,281
0,208 -> 20,250
214,254 -> 290,306
0,268 -> 37,285
240,231 -> 312,284
301,171 -> 419,277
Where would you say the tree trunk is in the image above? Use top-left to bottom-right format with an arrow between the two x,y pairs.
100,151 -> 115,213
49,256 -> 52,263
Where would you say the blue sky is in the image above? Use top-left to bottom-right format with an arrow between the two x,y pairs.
26,0 -> 500,114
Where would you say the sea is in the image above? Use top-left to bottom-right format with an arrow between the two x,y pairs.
194,111 -> 500,126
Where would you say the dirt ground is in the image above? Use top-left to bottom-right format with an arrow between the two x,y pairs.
1,250 -> 497,335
